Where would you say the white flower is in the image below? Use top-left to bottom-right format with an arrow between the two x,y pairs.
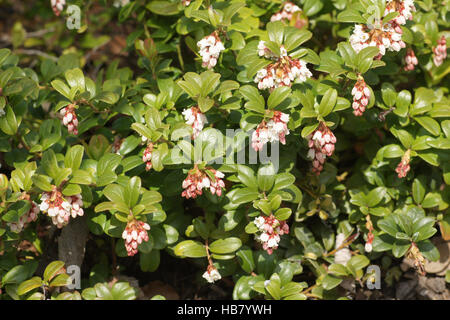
203,266 -> 221,283
334,233 -> 352,266
197,32 -> 225,69
183,107 -> 207,139
113,0 -> 130,7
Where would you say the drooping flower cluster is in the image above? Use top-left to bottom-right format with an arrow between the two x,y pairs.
182,106 -> 208,139
334,233 -> 352,266
251,111 -> 290,152
51,0 -> 65,16
257,41 -> 287,60
202,264 -> 222,283
270,1 -> 301,22
8,200 -> 39,233
60,104 -> 79,135
395,149 -> 411,178
365,215 -> 374,253
433,36 -> 447,67
404,48 -> 418,71
197,31 -> 225,69
39,187 -> 84,228
254,215 -> 290,255
306,122 -> 337,175
406,242 -> 426,275
181,166 -> 225,199
254,56 -> 312,91
349,22 -> 405,58
122,219 -> 150,257
142,143 -> 154,171
351,76 -> 371,116
384,0 -> 415,26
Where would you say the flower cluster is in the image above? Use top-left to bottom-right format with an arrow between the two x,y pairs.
202,264 -> 221,283
39,188 -> 84,228
122,219 -> 150,257
254,56 -> 312,91
365,215 -> 374,253
51,0 -> 65,16
257,41 -> 287,60
251,111 -> 290,152
306,122 -> 337,175
182,166 -> 225,199
182,106 -> 208,139
270,1 -> 301,22
351,76 -> 370,116
8,200 -> 39,233
404,48 -> 418,71
334,233 -> 352,266
254,215 -> 289,255
60,104 -> 79,135
142,143 -> 154,171
113,0 -> 130,7
395,149 -> 411,178
433,35 -> 447,67
349,22 -> 405,58
197,31 -> 225,69
406,242 -> 426,275
384,0 -> 415,26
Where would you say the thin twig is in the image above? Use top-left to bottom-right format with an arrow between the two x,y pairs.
15,49 -> 58,62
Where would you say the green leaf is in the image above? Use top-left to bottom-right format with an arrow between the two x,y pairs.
17,277 -> 43,296
381,83 -> 397,107
337,9 -> 365,23
240,85 -> 265,114
414,117 -> 441,136
392,240 -> 411,258
173,240 -> 207,258
366,187 -> 386,207
64,145 -> 84,171
265,273 -> 282,300
62,183 -> 81,196
318,88 -> 337,117
65,68 -> 85,92
267,87 -> 291,109
284,28 -> 312,52
32,174 -> 53,192
236,248 -> 255,273
322,274 -> 343,290
356,46 -> 379,73
209,237 -> 242,254
0,105 -> 18,136
274,208 -> 292,221
347,255 -> 369,271
140,250 -> 160,272
267,21 -> 284,45
103,184 -> 126,205
49,274 -> 71,287
43,261 -> 65,283
257,163 -> 276,191
51,79 -> 71,100
395,90 -> 411,117
146,1 -> 180,15
412,177 -> 426,204
237,165 -> 258,189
